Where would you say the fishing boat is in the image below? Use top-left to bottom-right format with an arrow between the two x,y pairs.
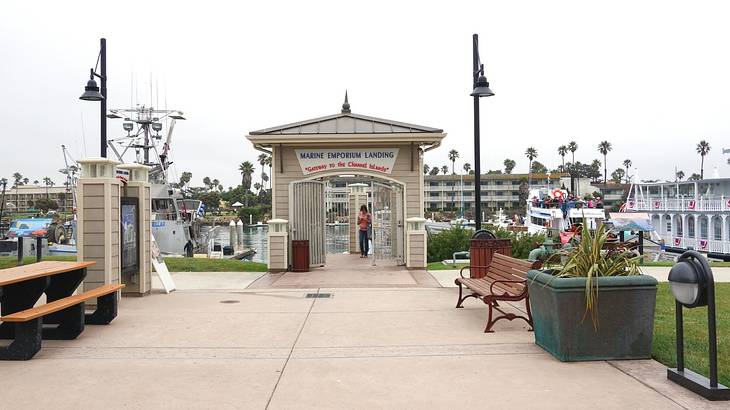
525,187 -> 606,234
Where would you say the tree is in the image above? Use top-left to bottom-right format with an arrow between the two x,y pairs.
253,182 -> 262,192
42,177 -> 54,198
33,180 -> 39,185
22,177 -> 29,185
589,159 -> 602,183
676,170 -> 685,181
264,155 -> 272,189
257,153 -> 268,187
558,145 -> 568,171
463,163 -> 471,174
448,149 -> 459,174
525,147 -> 537,186
202,176 -> 212,191
441,165 -> 448,175
531,161 -> 548,174
503,159 -> 516,174
429,167 -> 439,176
611,168 -> 625,183
34,198 -> 58,212
423,164 -> 430,175
261,172 -> 269,190
696,140 -> 711,179
198,191 -> 221,214
688,173 -> 702,181
597,140 -> 612,186
622,159 -> 632,183
568,141 -> 578,164
12,172 -> 22,210
238,161 -> 255,205
179,171 -> 193,188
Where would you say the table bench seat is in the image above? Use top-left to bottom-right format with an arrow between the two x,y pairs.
455,253 -> 539,332
0,283 -> 124,360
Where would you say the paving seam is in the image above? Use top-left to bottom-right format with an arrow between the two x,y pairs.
606,361 -> 689,410
264,287 -> 319,410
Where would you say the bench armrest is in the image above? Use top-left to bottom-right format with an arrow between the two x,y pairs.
459,266 -> 471,279
489,279 -> 526,295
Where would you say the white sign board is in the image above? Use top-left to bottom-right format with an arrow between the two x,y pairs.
151,233 -> 176,293
295,148 -> 399,175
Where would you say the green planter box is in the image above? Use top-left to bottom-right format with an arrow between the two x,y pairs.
527,270 -> 658,362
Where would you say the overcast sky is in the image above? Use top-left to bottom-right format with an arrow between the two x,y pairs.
2,1 -> 729,188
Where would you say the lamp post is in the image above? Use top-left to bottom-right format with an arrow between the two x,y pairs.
471,33 -> 495,231
667,250 -> 729,400
79,38 -> 107,158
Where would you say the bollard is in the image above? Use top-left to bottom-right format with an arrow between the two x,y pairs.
17,236 -> 23,266
228,220 -> 236,250
36,236 -> 42,262
236,219 -> 244,246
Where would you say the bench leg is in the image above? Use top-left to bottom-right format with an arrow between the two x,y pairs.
455,282 -> 481,308
483,297 -> 533,333
0,278 -> 49,339
0,319 -> 42,360
524,295 -> 534,331
43,302 -> 85,340
85,292 -> 118,325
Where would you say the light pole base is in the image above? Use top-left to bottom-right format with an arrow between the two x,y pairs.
667,368 -> 730,401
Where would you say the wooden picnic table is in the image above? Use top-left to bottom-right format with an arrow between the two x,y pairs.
0,261 -> 95,329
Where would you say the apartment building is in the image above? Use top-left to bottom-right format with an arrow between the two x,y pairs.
1,185 -> 74,213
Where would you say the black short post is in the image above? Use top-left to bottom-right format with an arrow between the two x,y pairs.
16,236 -> 23,266
36,236 -> 42,262
675,300 -> 684,371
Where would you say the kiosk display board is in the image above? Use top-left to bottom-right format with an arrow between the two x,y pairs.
120,197 -> 139,275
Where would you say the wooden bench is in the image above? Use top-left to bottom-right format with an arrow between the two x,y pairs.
455,253 -> 539,333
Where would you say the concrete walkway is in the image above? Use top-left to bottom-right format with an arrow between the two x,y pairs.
1,281 -> 715,409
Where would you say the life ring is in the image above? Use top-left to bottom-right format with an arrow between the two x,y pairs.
550,188 -> 564,200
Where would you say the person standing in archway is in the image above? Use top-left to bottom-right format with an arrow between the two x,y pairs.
358,204 -> 371,258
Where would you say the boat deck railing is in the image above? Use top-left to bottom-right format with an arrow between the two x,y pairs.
628,197 -> 730,212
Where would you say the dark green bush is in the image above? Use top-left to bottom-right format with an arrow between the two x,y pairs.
426,225 -> 546,262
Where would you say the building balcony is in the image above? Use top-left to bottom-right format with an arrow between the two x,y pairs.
627,197 -> 730,213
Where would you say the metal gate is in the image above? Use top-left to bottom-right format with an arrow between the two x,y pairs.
324,183 -> 350,254
370,182 -> 404,264
290,181 -> 326,266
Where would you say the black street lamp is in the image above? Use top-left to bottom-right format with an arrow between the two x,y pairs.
79,38 -> 107,158
471,34 -> 494,231
667,250 -> 729,401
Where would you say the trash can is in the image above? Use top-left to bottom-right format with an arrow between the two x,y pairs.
292,240 -> 310,272
222,245 -> 234,256
469,237 -> 512,279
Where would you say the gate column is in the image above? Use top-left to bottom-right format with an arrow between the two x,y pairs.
348,183 -> 368,254
406,217 -> 427,269
268,219 -> 288,272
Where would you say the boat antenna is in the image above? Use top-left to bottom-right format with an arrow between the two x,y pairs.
79,110 -> 88,157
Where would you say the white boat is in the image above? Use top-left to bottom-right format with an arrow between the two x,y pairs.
623,178 -> 730,259
525,187 -> 606,234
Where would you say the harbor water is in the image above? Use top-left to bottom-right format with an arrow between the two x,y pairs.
204,224 -> 350,263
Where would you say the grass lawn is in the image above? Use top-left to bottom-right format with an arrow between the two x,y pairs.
427,261 -> 469,271
0,256 -> 267,272
162,257 -> 267,272
653,282 -> 730,387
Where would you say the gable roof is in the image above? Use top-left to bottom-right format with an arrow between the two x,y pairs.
249,111 -> 443,135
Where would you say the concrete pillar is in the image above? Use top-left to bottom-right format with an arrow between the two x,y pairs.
229,220 -> 237,249
77,158 -> 122,293
348,183 -> 368,254
117,163 -> 152,296
236,219 -> 244,246
406,217 -> 427,269
268,219 -> 288,272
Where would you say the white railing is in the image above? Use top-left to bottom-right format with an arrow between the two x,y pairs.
627,197 -> 730,212
660,234 -> 730,254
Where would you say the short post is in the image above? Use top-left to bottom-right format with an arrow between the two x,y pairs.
228,220 -> 236,250
236,219 -> 244,246
267,219 -> 288,272
406,217 -> 427,269
16,236 -> 23,266
35,236 -> 42,262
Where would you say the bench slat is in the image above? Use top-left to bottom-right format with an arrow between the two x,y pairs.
1,284 -> 124,322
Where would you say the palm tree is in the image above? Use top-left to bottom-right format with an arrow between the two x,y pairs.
440,165 -> 448,175
525,147 -> 537,186
257,153 -> 268,187
22,177 -> 29,185
261,173 -> 269,191
503,159 -> 516,174
253,182 -> 262,192
428,168 -> 439,176
264,155 -> 272,189
622,159 -> 632,183
33,180 -> 39,186
42,177 -> 54,198
558,145 -> 568,171
202,177 -> 211,191
597,141 -> 612,185
696,140 -> 711,179
448,149 -> 459,175
567,141 -> 578,164
423,164 -> 430,175
12,172 -> 22,210
238,161 -> 255,206
463,163 -> 471,174
676,170 -> 685,181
